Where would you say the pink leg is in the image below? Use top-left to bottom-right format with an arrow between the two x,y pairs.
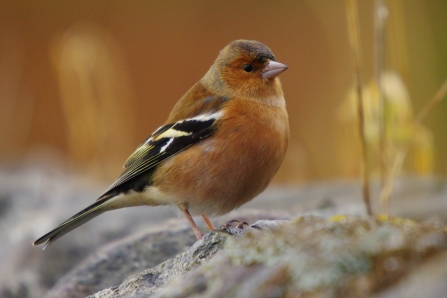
202,214 -> 215,230
180,208 -> 203,240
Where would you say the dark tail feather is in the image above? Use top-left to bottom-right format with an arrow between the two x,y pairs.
33,195 -> 114,249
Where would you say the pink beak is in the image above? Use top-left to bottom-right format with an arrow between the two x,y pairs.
262,61 -> 288,79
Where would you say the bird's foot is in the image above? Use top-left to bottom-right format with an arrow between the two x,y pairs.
219,219 -> 249,231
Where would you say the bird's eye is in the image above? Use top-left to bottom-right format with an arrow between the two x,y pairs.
243,64 -> 254,72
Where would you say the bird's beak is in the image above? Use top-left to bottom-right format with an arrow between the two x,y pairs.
262,61 -> 289,79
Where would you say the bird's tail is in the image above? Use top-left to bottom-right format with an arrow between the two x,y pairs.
33,194 -> 115,249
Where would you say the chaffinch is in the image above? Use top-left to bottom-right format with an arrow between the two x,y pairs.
34,40 -> 289,248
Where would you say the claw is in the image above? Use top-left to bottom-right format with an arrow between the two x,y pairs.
236,222 -> 249,229
219,219 -> 250,230
219,219 -> 241,230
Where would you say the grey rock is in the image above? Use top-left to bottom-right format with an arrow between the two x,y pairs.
2,164 -> 447,298
43,222 -> 197,298
372,250 -> 447,298
90,219 -> 290,298
43,212 -> 290,298
148,216 -> 447,298
0,166 -> 178,298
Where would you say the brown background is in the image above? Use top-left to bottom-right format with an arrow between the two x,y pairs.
1,0 -> 446,185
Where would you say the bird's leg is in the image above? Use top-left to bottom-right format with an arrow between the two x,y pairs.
202,214 -> 215,230
179,207 -> 204,240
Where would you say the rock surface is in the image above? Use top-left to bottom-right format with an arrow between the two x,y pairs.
1,165 -> 447,298
85,216 -> 447,298
43,212 -> 287,298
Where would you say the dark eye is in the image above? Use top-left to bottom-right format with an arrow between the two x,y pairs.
243,64 -> 254,72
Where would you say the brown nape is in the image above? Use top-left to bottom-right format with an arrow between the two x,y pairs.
166,82 -> 229,123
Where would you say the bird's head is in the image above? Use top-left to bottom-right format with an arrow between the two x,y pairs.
202,40 -> 288,103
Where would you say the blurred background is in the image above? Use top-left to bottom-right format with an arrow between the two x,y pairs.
1,0 -> 446,184
1,1 -> 447,297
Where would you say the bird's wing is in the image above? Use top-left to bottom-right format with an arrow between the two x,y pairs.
102,110 -> 223,195
33,110 -> 224,248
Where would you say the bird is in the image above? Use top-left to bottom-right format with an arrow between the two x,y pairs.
33,39 -> 289,249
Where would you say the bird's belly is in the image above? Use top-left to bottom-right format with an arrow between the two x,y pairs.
152,123 -> 287,216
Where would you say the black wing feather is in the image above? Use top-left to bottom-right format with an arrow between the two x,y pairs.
102,113 -> 221,195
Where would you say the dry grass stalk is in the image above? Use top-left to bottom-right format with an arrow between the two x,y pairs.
379,78 -> 447,211
345,0 -> 373,215
374,0 -> 387,194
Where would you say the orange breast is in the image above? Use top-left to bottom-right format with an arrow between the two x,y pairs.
152,98 -> 289,216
